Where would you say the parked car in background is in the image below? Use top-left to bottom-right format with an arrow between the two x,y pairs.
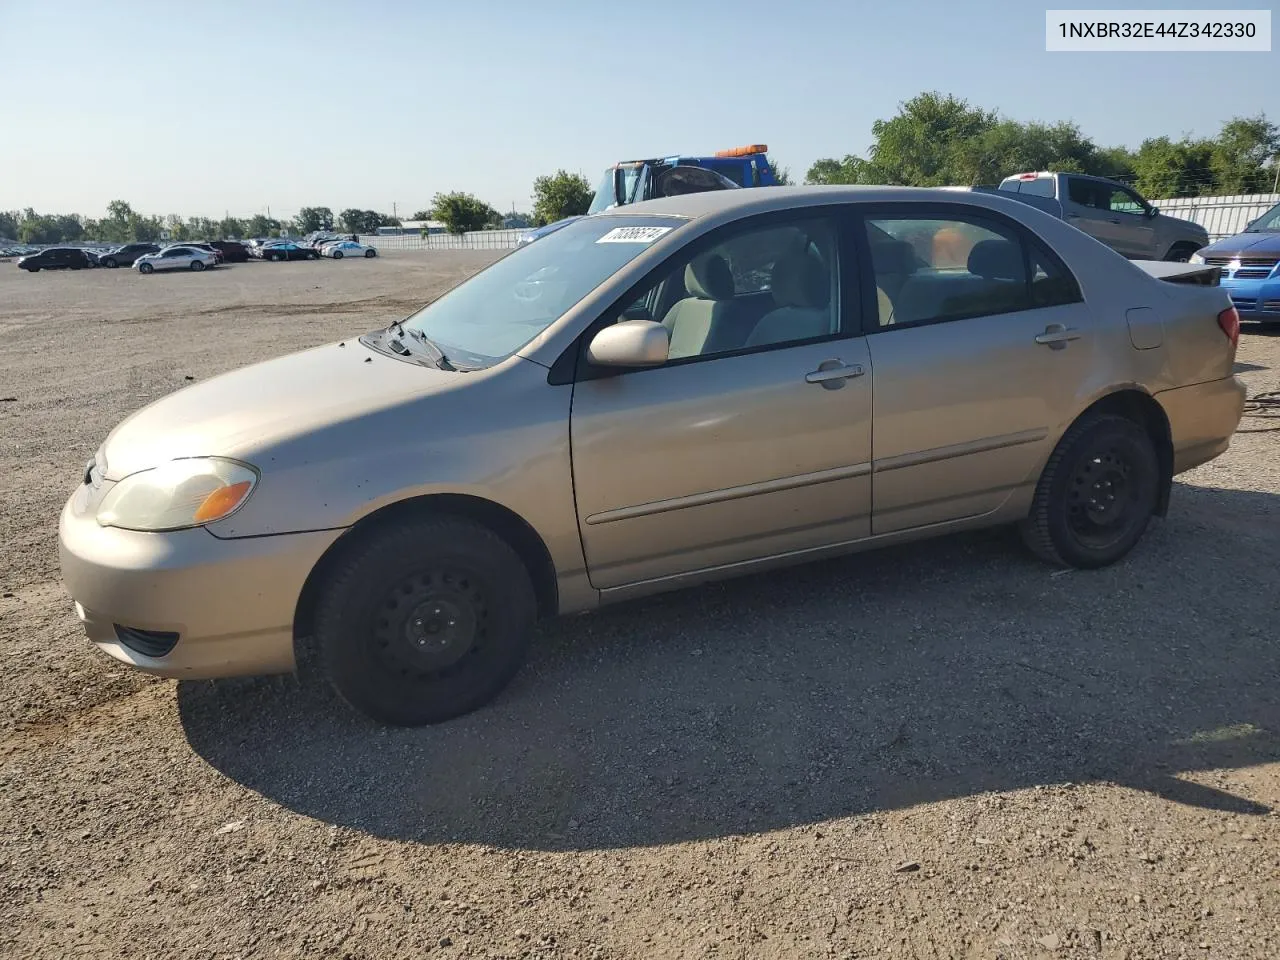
1191,199 -> 1280,325
259,241 -> 320,262
209,240 -> 251,263
165,242 -> 224,264
79,249 -> 101,267
98,243 -> 161,268
15,247 -> 94,271
57,186 -> 1247,728
987,172 -> 1209,261
320,240 -> 377,259
133,246 -> 218,274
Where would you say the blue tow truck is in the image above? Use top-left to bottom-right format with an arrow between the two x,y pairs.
519,144 -> 779,245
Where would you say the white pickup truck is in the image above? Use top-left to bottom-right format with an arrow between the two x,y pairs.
951,171 -> 1209,262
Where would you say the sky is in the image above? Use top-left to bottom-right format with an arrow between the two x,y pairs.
0,0 -> 1276,222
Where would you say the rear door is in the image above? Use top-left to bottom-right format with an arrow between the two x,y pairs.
1061,176 -> 1131,255
858,203 -> 1095,534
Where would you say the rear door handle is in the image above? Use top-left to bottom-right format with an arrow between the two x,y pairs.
1035,324 -> 1081,349
805,360 -> 865,388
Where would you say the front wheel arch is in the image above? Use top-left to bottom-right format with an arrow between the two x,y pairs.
292,493 -> 559,650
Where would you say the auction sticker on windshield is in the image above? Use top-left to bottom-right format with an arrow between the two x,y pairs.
596,226 -> 674,244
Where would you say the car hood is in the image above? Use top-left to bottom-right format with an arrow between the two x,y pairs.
1200,232 -> 1280,258
98,339 -> 466,480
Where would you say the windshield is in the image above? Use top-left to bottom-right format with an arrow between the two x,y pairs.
1246,202 -> 1280,232
586,165 -> 645,215
399,214 -> 687,367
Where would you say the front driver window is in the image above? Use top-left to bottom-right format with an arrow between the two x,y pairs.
617,216 -> 841,362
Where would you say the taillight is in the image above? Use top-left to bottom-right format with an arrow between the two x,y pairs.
1217,306 -> 1240,347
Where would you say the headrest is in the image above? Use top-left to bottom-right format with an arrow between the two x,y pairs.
770,252 -> 830,309
869,239 -> 917,275
968,238 -> 1026,282
684,254 -> 735,300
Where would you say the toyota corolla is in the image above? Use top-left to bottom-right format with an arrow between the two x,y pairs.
60,186 -> 1247,727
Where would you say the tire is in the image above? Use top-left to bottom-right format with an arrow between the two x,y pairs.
26,267 -> 39,273
138,262 -> 153,274
309,251 -> 319,260
271,253 -> 283,262
315,515 -> 537,727
190,260 -> 206,272
364,249 -> 376,258
1019,413 -> 1160,569
1164,243 -> 1199,262
332,250 -> 343,259
102,258 -> 118,269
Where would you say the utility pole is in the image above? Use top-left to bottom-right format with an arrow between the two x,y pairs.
392,201 -> 397,220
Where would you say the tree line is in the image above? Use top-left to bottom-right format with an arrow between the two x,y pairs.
803,92 -> 1279,199
7,97 -> 1275,246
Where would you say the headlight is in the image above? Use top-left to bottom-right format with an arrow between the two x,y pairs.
96,457 -> 259,531
1190,252 -> 1205,265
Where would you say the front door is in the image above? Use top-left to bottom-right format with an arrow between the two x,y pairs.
860,205 -> 1095,535
570,210 -> 874,591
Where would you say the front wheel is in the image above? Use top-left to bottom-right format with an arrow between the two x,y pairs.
315,515 -> 537,727
1020,414 -> 1159,569
190,260 -> 206,271
364,249 -> 377,258
102,258 -> 119,269
138,262 -> 154,274
271,253 -> 284,262
1164,243 -> 1200,262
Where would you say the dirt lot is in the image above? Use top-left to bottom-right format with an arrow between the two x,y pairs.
1,253 -> 1278,959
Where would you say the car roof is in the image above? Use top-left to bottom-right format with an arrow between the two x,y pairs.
598,184 -> 1034,222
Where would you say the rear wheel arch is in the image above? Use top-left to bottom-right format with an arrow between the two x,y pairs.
293,493 -> 559,647
1064,388 -> 1173,516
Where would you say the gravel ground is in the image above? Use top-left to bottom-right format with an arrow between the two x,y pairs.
1,254 -> 1278,959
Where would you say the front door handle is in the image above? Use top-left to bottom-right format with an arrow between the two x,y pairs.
1035,324 -> 1081,349
805,360 -> 865,388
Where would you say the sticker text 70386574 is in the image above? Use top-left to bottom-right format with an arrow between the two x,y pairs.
595,226 -> 674,244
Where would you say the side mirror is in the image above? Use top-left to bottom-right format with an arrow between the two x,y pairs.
587,320 -> 669,368
1146,206 -> 1159,218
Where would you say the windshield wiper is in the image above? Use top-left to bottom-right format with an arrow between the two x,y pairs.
401,327 -> 457,371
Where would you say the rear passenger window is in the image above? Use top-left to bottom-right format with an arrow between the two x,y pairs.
864,213 -> 1080,327
1018,177 -> 1055,198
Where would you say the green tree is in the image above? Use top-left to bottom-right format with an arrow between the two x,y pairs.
245,214 -> 280,237
166,215 -> 191,241
767,161 -> 792,185
0,210 -> 18,240
410,209 -> 434,221
297,206 -> 335,232
429,192 -> 499,234
217,216 -> 244,238
1210,115 -> 1280,194
531,170 -> 593,226
1131,136 -> 1215,199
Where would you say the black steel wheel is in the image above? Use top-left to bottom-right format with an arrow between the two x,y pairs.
315,515 -> 537,726
1020,413 -> 1160,568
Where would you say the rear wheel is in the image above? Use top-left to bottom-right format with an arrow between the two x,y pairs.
102,257 -> 119,268
332,250 -> 344,259
271,253 -> 284,262
1164,243 -> 1200,262
309,251 -> 320,260
315,515 -> 537,727
190,260 -> 206,272
138,262 -> 154,274
1020,413 -> 1159,569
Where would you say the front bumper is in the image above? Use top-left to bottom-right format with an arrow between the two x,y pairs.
58,485 -> 343,679
1222,279 -> 1280,321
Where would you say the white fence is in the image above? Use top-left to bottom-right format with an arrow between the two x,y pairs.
1146,192 -> 1278,241
356,193 -> 1279,252
357,228 -> 527,251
